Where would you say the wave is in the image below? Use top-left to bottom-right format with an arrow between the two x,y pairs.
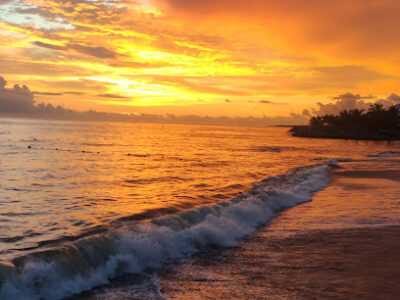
368,151 -> 400,158
0,162 -> 333,300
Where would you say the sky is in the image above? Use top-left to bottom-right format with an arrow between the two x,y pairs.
1,0 -> 400,119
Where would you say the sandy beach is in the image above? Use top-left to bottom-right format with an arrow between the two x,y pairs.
160,225 -> 400,299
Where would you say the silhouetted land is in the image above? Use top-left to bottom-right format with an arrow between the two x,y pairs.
290,104 -> 400,140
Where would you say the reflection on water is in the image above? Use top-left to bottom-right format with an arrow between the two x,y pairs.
0,118 -> 399,260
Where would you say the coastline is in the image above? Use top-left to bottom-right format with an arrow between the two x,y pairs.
158,158 -> 400,299
290,125 -> 400,140
69,225 -> 400,300
159,225 -> 400,300
68,157 -> 400,299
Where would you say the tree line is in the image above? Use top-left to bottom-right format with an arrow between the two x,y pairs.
309,104 -> 400,132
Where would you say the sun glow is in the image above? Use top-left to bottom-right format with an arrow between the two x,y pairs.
0,0 -> 399,116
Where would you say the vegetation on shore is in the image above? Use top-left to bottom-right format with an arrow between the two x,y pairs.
290,104 -> 400,140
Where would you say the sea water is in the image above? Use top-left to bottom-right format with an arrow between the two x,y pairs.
0,118 -> 399,299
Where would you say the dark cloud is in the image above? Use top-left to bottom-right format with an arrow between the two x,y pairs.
257,100 -> 287,104
68,44 -> 116,58
0,76 -> 75,114
32,41 -> 116,59
63,91 -> 84,95
0,76 -> 35,113
332,92 -> 375,101
376,93 -> 400,107
33,91 -> 63,96
0,76 -> 6,89
388,93 -> 400,102
225,99 -> 231,102
97,93 -> 129,99
302,109 -> 311,117
32,41 -> 66,51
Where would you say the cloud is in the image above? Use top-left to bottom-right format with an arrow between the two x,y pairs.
312,92 -> 400,116
253,100 -> 287,104
161,0 -> 400,58
0,76 -> 35,112
225,99 -> 231,102
376,93 -> 400,107
3,0 -> 398,111
332,92 -> 375,101
33,91 -> 63,96
63,91 -> 84,95
97,93 -> 129,99
302,109 -> 311,117
68,44 -> 116,59
388,93 -> 400,102
0,76 -> 6,88
32,41 -> 65,51
259,100 -> 272,104
0,0 -> 74,30
32,41 -> 116,59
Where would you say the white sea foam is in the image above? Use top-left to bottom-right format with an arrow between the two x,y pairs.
0,163 -> 332,300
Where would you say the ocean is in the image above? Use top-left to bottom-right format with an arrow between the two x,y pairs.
0,118 -> 399,299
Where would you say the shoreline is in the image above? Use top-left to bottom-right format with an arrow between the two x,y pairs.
158,158 -> 400,299
290,125 -> 400,141
70,225 -> 400,299
158,224 -> 400,299
67,158 -> 400,299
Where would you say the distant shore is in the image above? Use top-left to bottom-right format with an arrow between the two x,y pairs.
289,125 -> 400,140
290,104 -> 400,140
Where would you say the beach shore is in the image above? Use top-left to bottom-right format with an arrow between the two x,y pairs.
160,225 -> 400,299
67,158 -> 400,299
159,159 -> 400,299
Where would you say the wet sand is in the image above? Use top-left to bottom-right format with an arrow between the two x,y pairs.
160,225 -> 400,299
72,225 -> 400,300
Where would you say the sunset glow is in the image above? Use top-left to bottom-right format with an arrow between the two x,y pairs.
1,0 -> 400,117
2,2 -> 400,298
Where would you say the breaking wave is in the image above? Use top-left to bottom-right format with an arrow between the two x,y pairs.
0,162 -> 333,300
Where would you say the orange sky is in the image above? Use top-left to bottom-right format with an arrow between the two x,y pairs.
1,0 -> 399,117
